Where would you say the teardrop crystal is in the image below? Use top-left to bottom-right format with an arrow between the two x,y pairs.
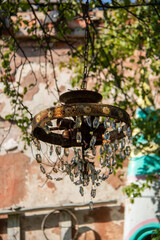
40,165 -> 46,174
64,148 -> 70,157
75,116 -> 82,128
86,116 -> 92,127
91,188 -> 96,198
89,201 -> 93,210
92,147 -> 96,156
79,186 -> 84,196
100,146 -> 104,155
118,122 -> 122,133
121,139 -> 125,150
125,146 -> 131,156
93,117 -> 100,129
104,117 -> 110,128
36,154 -> 42,163
104,131 -> 110,140
127,127 -> 132,137
76,131 -> 82,143
102,173 -> 109,181
90,135 -> 96,148
56,146 -> 61,155
111,120 -> 117,130
49,145 -> 53,156
109,168 -> 113,174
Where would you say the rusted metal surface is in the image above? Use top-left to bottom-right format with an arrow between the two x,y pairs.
59,90 -> 102,104
31,102 -> 130,148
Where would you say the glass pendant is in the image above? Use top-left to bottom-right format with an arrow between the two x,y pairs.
109,168 -> 113,174
90,135 -> 96,148
111,120 -> 117,130
76,131 -> 82,143
36,153 -> 42,163
118,122 -> 122,133
93,116 -> 100,129
79,186 -> 84,196
121,139 -> 126,150
125,146 -> 131,156
102,173 -> 109,181
64,148 -> 70,157
92,147 -> 96,156
56,146 -> 61,156
75,116 -> 82,128
86,116 -> 92,127
104,117 -> 110,128
40,164 -> 46,174
91,188 -> 96,198
49,145 -> 53,156
100,145 -> 104,155
104,131 -> 110,140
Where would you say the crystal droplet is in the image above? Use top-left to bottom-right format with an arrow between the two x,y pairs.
127,127 -> 132,137
112,157 -> 117,166
89,201 -> 93,210
55,177 -> 63,181
125,146 -> 131,156
104,131 -> 110,140
86,116 -> 92,127
61,160 -> 64,170
118,122 -> 122,133
44,125 -> 50,134
104,117 -> 110,128
49,145 -> 53,156
93,117 -> 100,129
113,142 -> 118,151
32,138 -> 41,151
100,156 -> 104,165
123,124 -> 128,135
111,120 -> 116,130
103,141 -> 107,151
121,139 -> 125,150
70,173 -> 74,182
91,188 -> 96,198
92,147 -> 96,156
108,145 -> 113,156
46,174 -> 52,180
76,131 -> 82,143
129,136 -> 133,144
102,173 -> 109,181
64,148 -> 69,157
75,180 -> 81,185
56,146 -> 61,155
100,146 -> 104,155
53,167 -> 58,173
40,165 -> 46,174
75,116 -> 82,128
79,186 -> 84,196
36,154 -> 42,163
46,121 -> 53,126
106,159 -> 111,168
90,135 -> 96,148
119,150 -> 126,160
109,168 -> 113,174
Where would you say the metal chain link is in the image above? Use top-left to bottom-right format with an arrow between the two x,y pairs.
81,0 -> 89,89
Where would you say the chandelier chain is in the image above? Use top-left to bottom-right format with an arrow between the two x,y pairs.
82,0 -> 89,89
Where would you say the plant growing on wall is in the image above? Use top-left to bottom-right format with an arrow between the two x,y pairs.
0,0 -> 159,211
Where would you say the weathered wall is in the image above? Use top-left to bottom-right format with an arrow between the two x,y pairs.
0,11 -> 127,239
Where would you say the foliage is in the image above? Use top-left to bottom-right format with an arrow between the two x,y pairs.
0,0 -> 160,206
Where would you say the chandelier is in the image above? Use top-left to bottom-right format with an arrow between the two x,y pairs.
31,0 -> 131,199
31,89 -> 131,198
